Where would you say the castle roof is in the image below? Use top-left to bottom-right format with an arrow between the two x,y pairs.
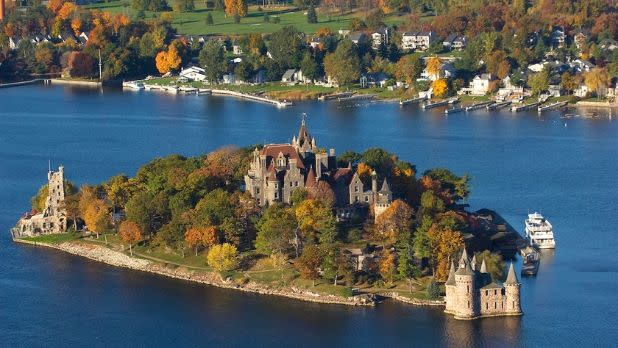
459,248 -> 469,265
455,264 -> 475,276
305,166 -> 317,188
480,259 -> 487,273
471,254 -> 477,271
260,144 -> 305,169
481,281 -> 503,289
297,119 -> 312,148
445,261 -> 456,285
505,262 -> 519,284
380,178 -> 391,192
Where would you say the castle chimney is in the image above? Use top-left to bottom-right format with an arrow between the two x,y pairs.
371,170 -> 377,192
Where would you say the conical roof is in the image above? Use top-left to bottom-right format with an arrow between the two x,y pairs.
445,261 -> 456,285
471,254 -> 477,271
380,178 -> 391,192
505,262 -> 519,284
305,166 -> 317,188
480,259 -> 487,273
459,248 -> 469,266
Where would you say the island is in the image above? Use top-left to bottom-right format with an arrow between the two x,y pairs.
12,120 -> 522,320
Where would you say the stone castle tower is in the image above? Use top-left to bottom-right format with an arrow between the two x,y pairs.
444,249 -> 522,320
13,166 -> 68,237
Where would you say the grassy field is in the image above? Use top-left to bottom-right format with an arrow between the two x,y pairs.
21,233 -> 80,244
85,2 -> 413,35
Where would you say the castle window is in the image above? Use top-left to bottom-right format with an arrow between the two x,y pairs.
355,196 -> 359,202
275,192 -> 278,199
467,285 -> 470,293
354,186 -> 358,192
494,289 -> 497,295
486,302 -> 488,310
365,196 -> 369,202
467,301 -> 470,308
494,302 -> 497,309
485,290 -> 488,296
512,301 -> 515,308
295,181 -> 298,186
290,182 -> 293,187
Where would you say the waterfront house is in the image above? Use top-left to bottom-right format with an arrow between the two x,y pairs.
179,66 -> 207,82
401,31 -> 437,51
309,37 -> 323,49
223,73 -> 236,84
573,29 -> 590,50
571,59 -> 595,73
233,44 -> 243,55
349,32 -> 367,45
459,74 -> 496,96
281,69 -> 297,83
371,28 -> 389,50
360,72 -> 389,87
443,34 -> 466,51
574,84 -> 589,97
548,85 -> 563,97
551,26 -> 566,48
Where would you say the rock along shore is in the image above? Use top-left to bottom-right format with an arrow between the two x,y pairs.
14,238 -> 385,307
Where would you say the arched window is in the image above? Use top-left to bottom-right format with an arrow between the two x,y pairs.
467,301 -> 470,308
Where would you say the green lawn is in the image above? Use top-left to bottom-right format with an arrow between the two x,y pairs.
21,233 -> 80,244
85,2 -> 412,35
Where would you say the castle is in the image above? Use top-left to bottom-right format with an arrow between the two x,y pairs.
444,249 -> 522,320
244,119 -> 392,219
13,166 -> 68,238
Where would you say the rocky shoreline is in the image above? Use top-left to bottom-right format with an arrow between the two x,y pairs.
13,238 -> 388,307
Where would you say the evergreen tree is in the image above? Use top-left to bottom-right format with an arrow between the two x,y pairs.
206,13 -> 213,25
307,5 -> 318,24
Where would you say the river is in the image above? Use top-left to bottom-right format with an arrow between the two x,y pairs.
1,85 -> 616,347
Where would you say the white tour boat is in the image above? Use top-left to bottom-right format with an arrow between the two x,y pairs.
122,81 -> 145,90
525,212 -> 556,249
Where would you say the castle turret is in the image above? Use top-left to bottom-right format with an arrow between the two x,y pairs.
480,259 -> 487,273
444,261 -> 456,314
454,249 -> 478,319
504,262 -> 522,315
371,170 -> 378,192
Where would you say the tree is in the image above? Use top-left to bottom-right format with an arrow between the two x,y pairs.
307,5 -> 317,24
474,250 -> 505,281
185,226 -> 206,256
199,40 -> 227,83
560,72 -> 578,95
426,56 -> 442,80
84,199 -> 109,238
321,244 -> 353,286
206,13 -> 214,25
427,224 -> 464,281
528,69 -> 550,95
432,79 -> 448,98
323,40 -> 360,85
155,44 -> 182,74
295,199 -> 337,245
413,215 -> 433,259
119,221 -> 142,256
426,278 -> 440,299
296,244 -> 322,286
395,54 -> 422,84
234,60 -> 253,82
379,248 -> 396,284
300,52 -> 318,82
207,243 -> 239,275
255,204 -> 296,255
375,200 -> 413,244
584,68 -> 610,97
173,0 -> 195,12
224,0 -> 247,17
67,51 -> 95,78
268,26 -> 305,69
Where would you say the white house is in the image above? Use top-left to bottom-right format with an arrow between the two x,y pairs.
551,26 -> 566,48
179,66 -> 207,82
371,28 -> 389,50
233,44 -> 243,55
459,74 -> 496,96
309,37 -> 323,49
401,31 -> 437,51
281,69 -> 297,83
78,32 -> 89,45
443,34 -> 466,51
222,73 -> 236,84
421,62 -> 455,81
349,32 -> 367,45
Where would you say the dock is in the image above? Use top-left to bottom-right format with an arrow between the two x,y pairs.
465,101 -> 494,112
0,79 -> 45,88
445,107 -> 465,115
487,101 -> 511,110
338,94 -> 375,102
319,92 -> 353,101
211,89 -> 292,108
511,102 -> 540,112
538,101 -> 567,113
448,97 -> 460,104
399,96 -> 426,106
423,99 -> 449,109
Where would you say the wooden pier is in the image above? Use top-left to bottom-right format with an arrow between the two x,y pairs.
338,94 -> 375,102
319,92 -> 353,101
487,101 -> 511,110
511,102 -> 540,112
538,101 -> 567,113
445,107 -> 465,115
465,101 -> 494,112
399,96 -> 426,106
423,99 -> 449,109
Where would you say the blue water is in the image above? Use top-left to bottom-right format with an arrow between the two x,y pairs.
1,85 -> 616,346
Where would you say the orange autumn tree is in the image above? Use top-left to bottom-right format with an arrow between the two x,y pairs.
83,199 -> 109,238
224,0 -> 247,17
426,56 -> 442,79
155,44 -> 182,74
427,224 -> 464,281
57,2 -> 76,21
71,18 -> 82,36
185,226 -> 218,256
375,199 -> 413,244
379,248 -> 396,284
119,221 -> 142,256
432,79 -> 448,98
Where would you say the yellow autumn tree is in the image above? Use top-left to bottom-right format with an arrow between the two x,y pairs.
224,0 -> 247,17
427,224 -> 464,281
379,248 -> 396,284
584,67 -> 610,97
57,2 -> 76,20
426,56 -> 442,80
119,221 -> 141,256
432,79 -> 448,98
155,44 -> 182,74
207,243 -> 239,276
71,18 -> 82,36
84,199 -> 109,238
356,162 -> 373,183
375,199 -> 413,244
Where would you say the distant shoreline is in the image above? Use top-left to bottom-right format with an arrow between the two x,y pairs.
13,238 -> 444,308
